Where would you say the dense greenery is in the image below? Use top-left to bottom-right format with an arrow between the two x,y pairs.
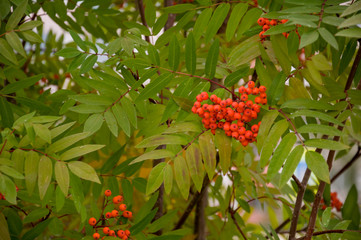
0,0 -> 361,239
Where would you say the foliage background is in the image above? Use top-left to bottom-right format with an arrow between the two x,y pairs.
0,0 -> 361,239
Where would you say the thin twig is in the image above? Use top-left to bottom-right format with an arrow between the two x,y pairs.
297,229 -> 361,240
331,145 -> 361,183
174,130 -> 208,158
229,207 -> 248,240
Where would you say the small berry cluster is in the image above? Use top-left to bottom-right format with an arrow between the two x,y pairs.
191,81 -> 267,147
88,190 -> 132,240
257,17 -> 289,40
321,192 -> 343,212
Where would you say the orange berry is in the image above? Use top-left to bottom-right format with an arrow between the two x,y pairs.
230,124 -> 238,132
112,195 -> 123,204
239,86 -> 246,93
220,100 -> 227,108
210,123 -> 217,130
241,140 -> 249,147
225,98 -> 233,106
119,203 -> 127,212
251,124 -> 259,133
248,81 -> 255,89
223,123 -> 230,131
261,98 -> 268,105
88,217 -> 97,226
231,102 -> 239,108
210,94 -> 217,102
280,19 -> 288,24
255,97 -> 262,104
123,211 -> 133,218
201,92 -> 209,100
125,230 -> 131,236
214,105 -> 221,112
111,210 -> 119,218
245,130 -> 253,139
270,19 -> 277,26
109,230 -> 116,236
263,25 -> 270,31
234,112 -> 241,120
105,212 -> 112,218
103,227 -> 110,235
240,94 -> 248,101
191,106 -> 197,113
259,85 -> 266,93
202,104 -> 208,111
260,93 -> 267,99
196,95 -> 203,102
231,132 -> 239,139
207,105 -> 214,112
246,88 -> 252,95
122,236 -> 128,240
117,230 -> 125,238
211,129 -> 216,135
93,233 -> 100,240
257,18 -> 265,26
104,189 -> 112,197
194,101 -> 201,108
218,122 -> 224,128
252,88 -> 259,95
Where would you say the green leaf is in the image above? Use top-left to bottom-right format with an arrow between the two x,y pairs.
336,28 -> 361,38
38,156 -> 52,200
299,30 -> 319,49
185,32 -> 196,75
33,124 -> 51,144
148,44 -> 160,65
163,122 -> 201,134
340,1 -> 361,17
265,24 -> 296,36
130,209 -> 157,235
164,3 -> 194,13
0,213 -> 11,240
163,164 -> 173,195
60,145 -> 104,161
68,161 -> 100,184
0,38 -> 18,65
104,111 -> 118,137
55,48 -> 81,58
226,3 -> 248,41
24,151 -> 39,195
205,39 -> 219,79
0,166 -> 23,179
6,31 -> 26,57
322,207 -> 332,227
168,36 -> 180,71
186,143 -> 204,192
69,29 -> 88,52
0,98 -> 14,128
174,155 -> 190,199
193,8 -> 212,41
120,97 -> 137,129
279,145 -> 304,187
69,94 -> 113,105
215,129 -> 231,174
83,113 -> 104,135
21,30 -> 43,43
342,185 -> 360,228
21,218 -> 51,240
130,150 -> 174,165
298,124 -> 342,136
144,0 -> 156,27
318,27 -> 338,50
54,161 -> 69,196
146,162 -> 166,195
5,0 -> 27,31
281,99 -> 335,110
136,135 -> 188,148
199,131 -> 216,180
236,8 -> 262,38
153,14 -> 168,35
260,119 -> 289,167
291,110 -> 344,126
135,73 -> 173,104
305,151 -> 330,183
112,104 -> 131,137
80,55 -> 98,74
148,209 -> 178,233
224,65 -> 249,87
267,72 -> 286,105
69,104 -> 104,114
339,14 -> 361,29
1,74 -> 42,94
23,208 -> 49,224
257,110 -> 279,151
47,132 -> 90,153
304,139 -> 349,150
18,20 -> 42,31
205,3 -> 230,43
267,133 -> 297,181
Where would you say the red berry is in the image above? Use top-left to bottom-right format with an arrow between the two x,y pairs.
93,233 -> 100,240
112,195 -> 123,204
109,230 -> 116,236
251,125 -> 259,133
105,212 -> 112,218
248,81 -> 255,89
103,227 -> 110,235
117,230 -> 125,238
104,189 -> 112,197
88,217 -> 97,226
201,92 -> 209,100
257,18 -> 265,26
270,19 -> 277,26
123,211 -> 133,218
259,85 -> 266,93
111,210 -> 119,218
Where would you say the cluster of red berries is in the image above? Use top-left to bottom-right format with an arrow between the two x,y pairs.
321,192 -> 343,212
257,17 -> 290,40
88,190 -> 132,240
191,81 -> 267,147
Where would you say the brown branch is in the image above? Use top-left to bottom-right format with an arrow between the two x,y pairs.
317,0 -> 327,28
136,0 -> 150,43
229,207 -> 248,240
331,145 -> 361,183
173,176 -> 210,230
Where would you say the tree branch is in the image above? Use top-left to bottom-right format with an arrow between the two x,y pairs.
331,145 -> 361,183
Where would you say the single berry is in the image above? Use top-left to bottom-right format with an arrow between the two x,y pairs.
88,217 -> 97,226
111,210 -> 119,218
104,189 -> 112,197
93,233 -> 100,240
105,212 -> 112,218
248,81 -> 255,89
125,230 -> 131,236
270,19 -> 277,26
109,230 -> 116,236
257,17 -> 265,26
117,230 -> 125,238
123,211 -> 133,218
112,195 -> 123,204
103,227 -> 110,235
